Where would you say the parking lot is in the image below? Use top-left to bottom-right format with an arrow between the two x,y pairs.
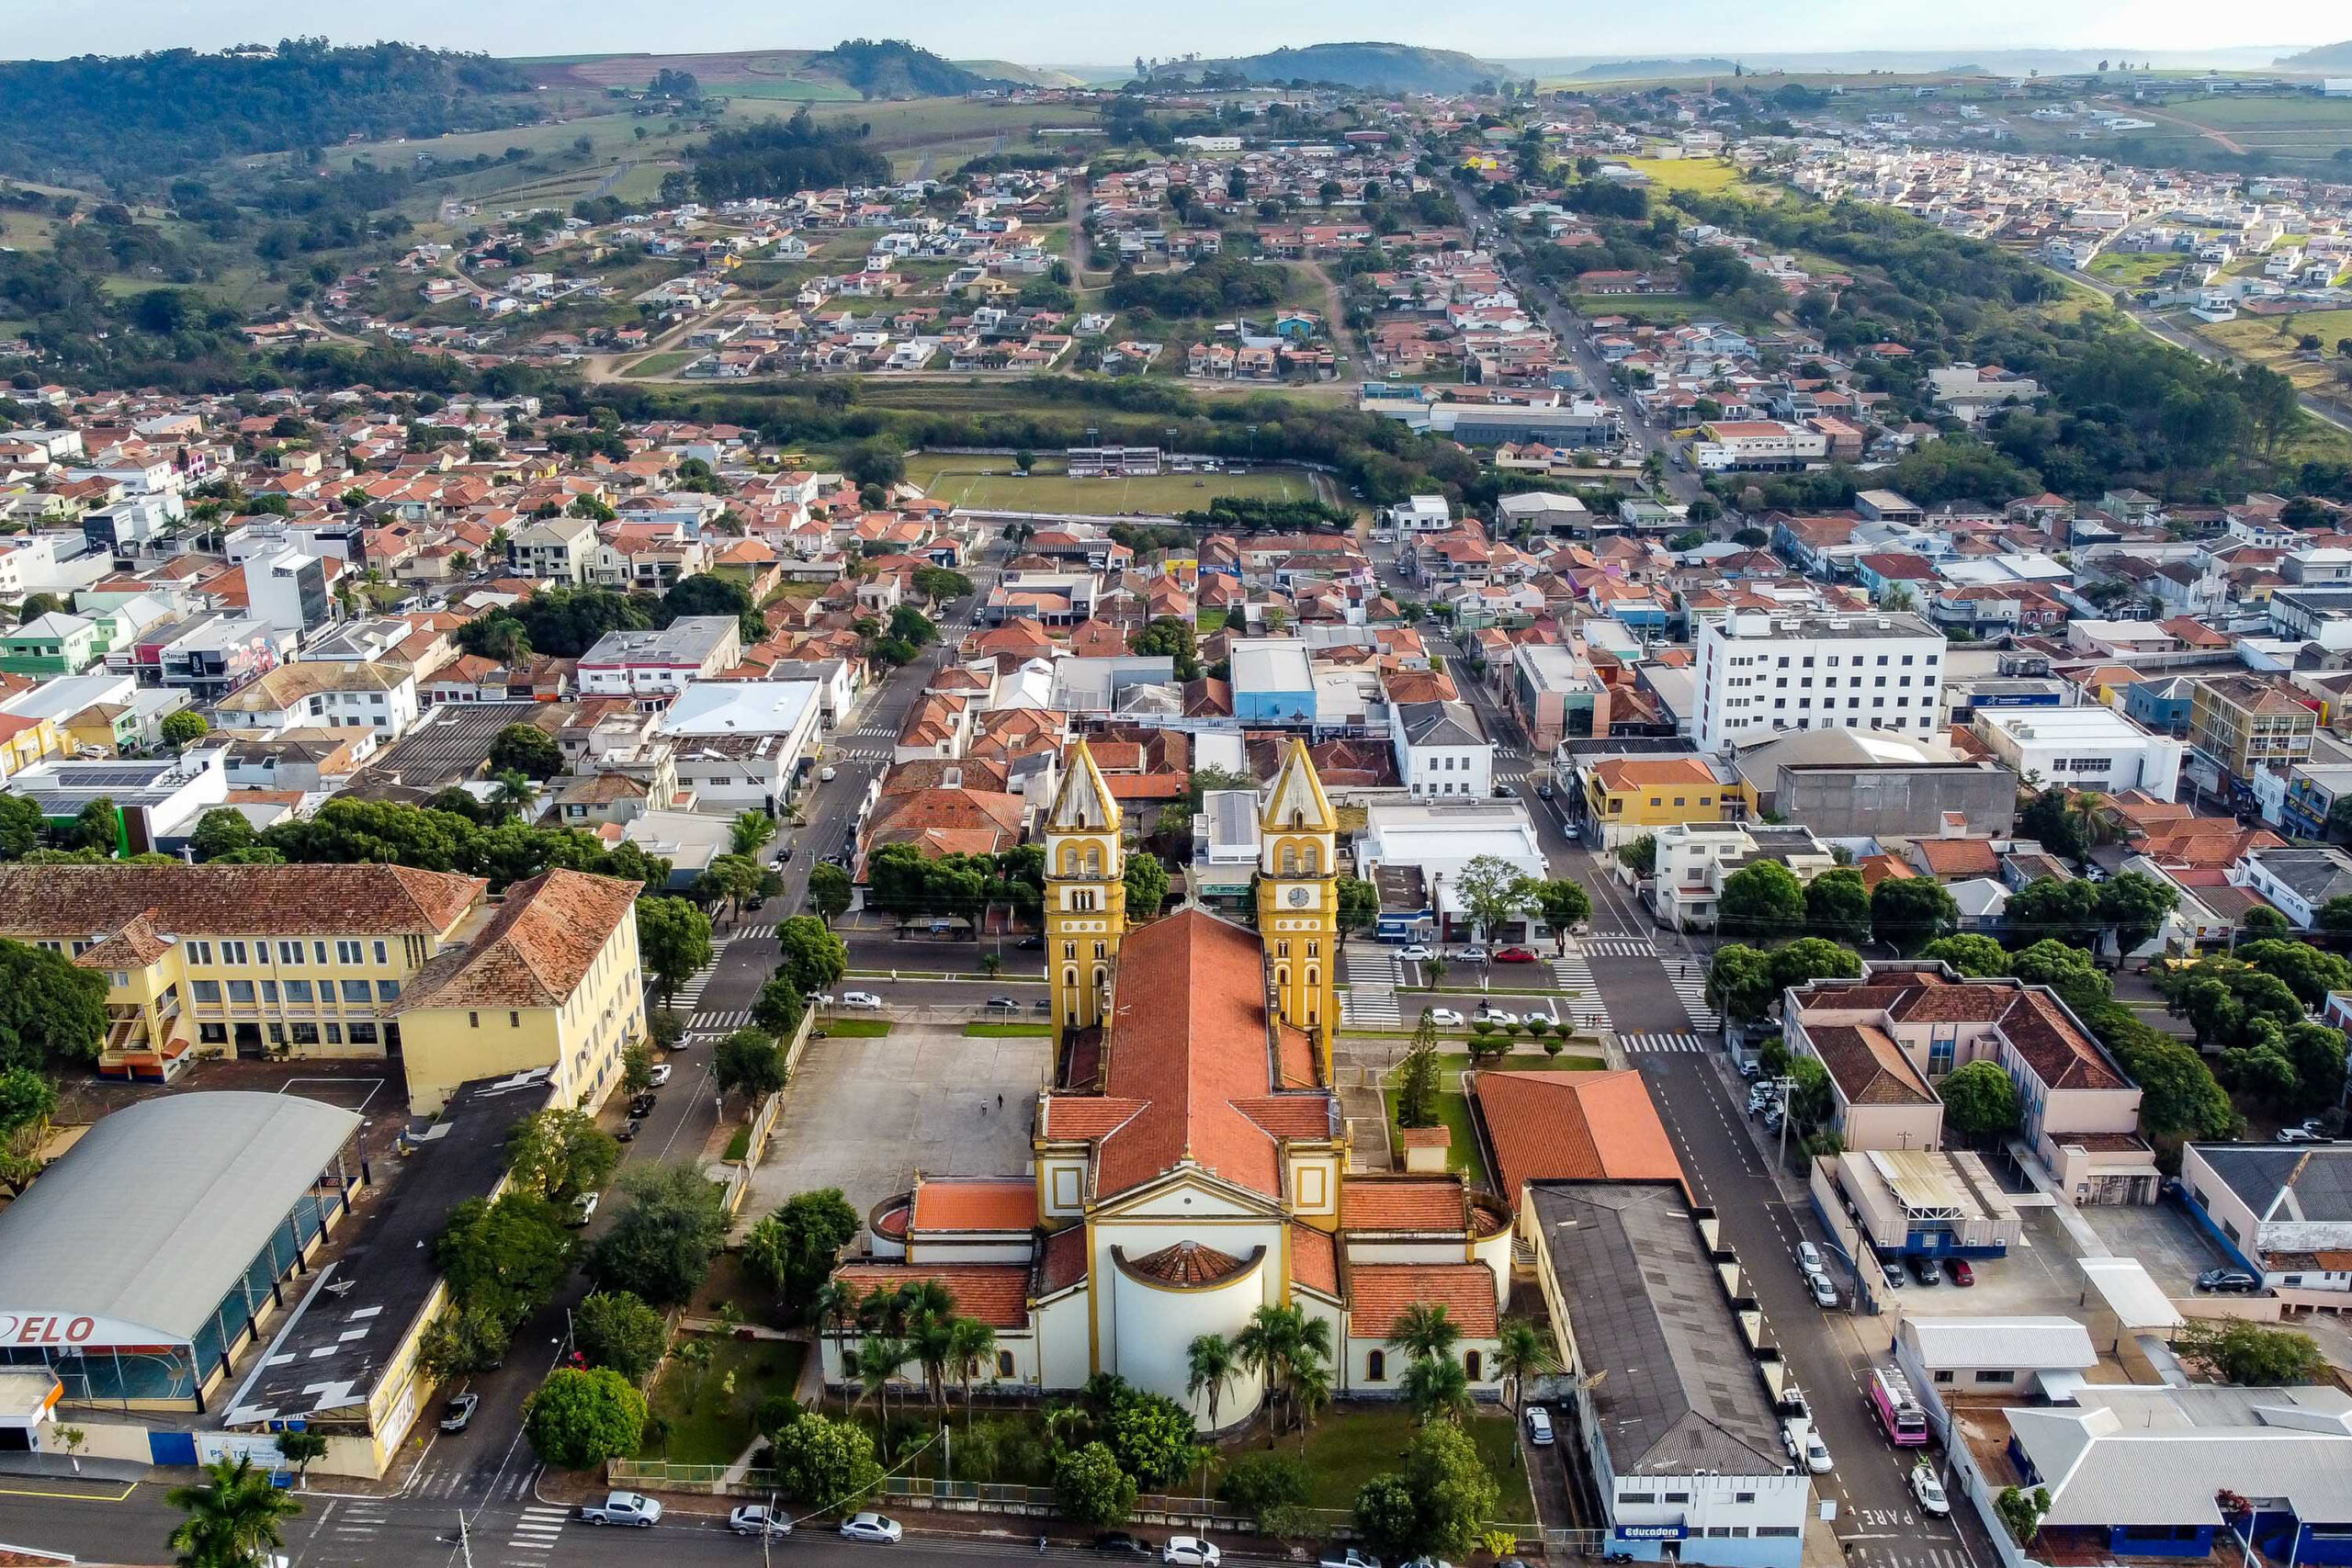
2085,1196 -> 2235,1293
741,1022 -> 1051,1236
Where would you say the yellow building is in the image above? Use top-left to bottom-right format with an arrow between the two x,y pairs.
1046,739 -> 1127,1045
0,712 -> 63,778
0,863 -> 488,1083
1580,754 -> 1748,847
1256,738 -> 1340,1075
393,868 -> 647,1114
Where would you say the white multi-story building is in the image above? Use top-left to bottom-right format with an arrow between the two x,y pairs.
1972,706 -> 2183,802
577,617 -> 742,700
1694,610 -> 1946,754
1389,699 -> 1493,798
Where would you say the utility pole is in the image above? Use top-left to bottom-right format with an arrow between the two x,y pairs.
1772,1073 -> 1796,1173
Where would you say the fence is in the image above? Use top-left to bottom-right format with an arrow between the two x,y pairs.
715,1010 -> 811,1215
605,1461 -> 1544,1547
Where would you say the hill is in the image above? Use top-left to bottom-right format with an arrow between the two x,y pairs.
956,59 -> 1087,89
1571,57 -> 1740,80
804,39 -> 1016,98
0,40 -> 537,184
2279,40 -> 2352,69
1153,42 -> 1502,94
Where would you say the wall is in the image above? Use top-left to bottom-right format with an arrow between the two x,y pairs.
1839,1099 -> 1946,1156
1771,765 -> 2018,840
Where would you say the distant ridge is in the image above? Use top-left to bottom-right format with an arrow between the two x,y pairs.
2277,39 -> 2352,70
1150,42 -> 1503,94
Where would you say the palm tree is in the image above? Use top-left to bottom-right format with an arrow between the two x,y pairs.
855,1336 -> 910,1419
1186,1333 -> 1238,1432
946,1316 -> 997,1418
1385,1302 -> 1463,1367
167,1456 -> 303,1568
1399,1354 -> 1473,1427
1288,1350 -> 1333,1445
2070,789 -> 2113,852
1492,1319 -> 1559,1465
491,768 -> 537,819
910,1314 -> 957,1407
1232,1306 -> 1292,1447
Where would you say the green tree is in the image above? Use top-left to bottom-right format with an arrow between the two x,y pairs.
1770,937 -> 1862,997
2096,871 -> 2178,955
1131,615 -> 1202,680
0,795 -> 42,861
1353,1473 -> 1423,1560
2003,876 -> 2100,942
166,1456 -> 303,1568
0,939 -> 124,1071
487,723 -> 564,781
574,1290 -> 667,1382
769,1411 -> 885,1509
1871,877 -> 1960,954
584,1162 -> 729,1306
807,862 -> 853,925
2099,1020 -> 2236,1142
524,1367 -> 647,1470
775,914 -> 849,998
435,1193 -> 575,1347
2173,1320 -> 2328,1385
160,709 -> 209,751
1528,877 -> 1592,953
273,1429 -> 329,1489
1705,943 -> 1779,1023
621,1042 -> 656,1095
1918,933 -> 2010,977
1398,1354 -> 1473,1427
187,807 -> 258,863
1453,853 -> 1532,944
752,974 -> 806,1036
0,1066 -> 58,1194
1055,1440 -> 1136,1527
1401,1419 -> 1500,1559
1125,851 -> 1170,919
714,1026 -> 788,1114
1939,1059 -> 2020,1143
1718,860 -> 1806,939
1618,833 -> 1658,877
2241,905 -> 2292,938
1395,1010 -> 1442,1129
1491,1319 -> 1557,1468
729,809 -> 776,858
1337,874 -> 1382,948
2007,939 -> 2113,1018
1803,868 -> 1871,943
741,1187 -> 863,1319
1786,1055 -> 1834,1130
1995,1485 -> 2052,1550
2234,940 -> 2352,1010
504,1109 -> 619,1208
74,795 -> 119,854
2017,786 -> 2085,859
1106,1388 -> 1197,1489
1186,1333 -> 1239,1431
696,852 -> 765,920
1385,1302 -> 1464,1365
2282,1022 -> 2349,1113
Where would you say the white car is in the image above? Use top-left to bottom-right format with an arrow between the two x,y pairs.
1796,1241 -> 1823,1272
730,1506 -> 793,1538
1162,1540 -> 1221,1568
1426,1008 -> 1465,1027
841,991 -> 884,1010
839,1513 -> 903,1544
1910,1464 -> 1950,1517
1475,1006 -> 1519,1026
1804,1269 -> 1838,1309
647,1063 -> 672,1088
1524,1404 -> 1555,1446
1458,946 -> 1489,964
1396,944 -> 1434,963
1799,1428 -> 1833,1474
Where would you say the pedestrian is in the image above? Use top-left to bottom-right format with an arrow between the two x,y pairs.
997,1093 -> 1004,1109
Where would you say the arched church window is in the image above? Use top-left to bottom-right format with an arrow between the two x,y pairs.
1464,1349 -> 1482,1381
1281,844 -> 1298,874
1302,845 -> 1319,874
1366,1348 -> 1386,1382
1061,845 -> 1080,875
1083,846 -> 1102,876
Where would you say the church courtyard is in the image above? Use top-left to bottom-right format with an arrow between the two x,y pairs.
743,1021 -> 1051,1228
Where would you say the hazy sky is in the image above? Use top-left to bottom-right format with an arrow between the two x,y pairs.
5,0 -> 2339,63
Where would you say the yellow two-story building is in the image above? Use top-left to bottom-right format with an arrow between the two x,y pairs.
1579,754 -> 1750,850
0,863 -> 489,1084
393,868 -> 647,1115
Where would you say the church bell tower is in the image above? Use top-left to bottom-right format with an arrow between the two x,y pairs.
1256,739 -> 1340,1073
1044,739 -> 1125,1046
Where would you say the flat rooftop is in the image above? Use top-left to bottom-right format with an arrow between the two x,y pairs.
1974,706 -> 2163,745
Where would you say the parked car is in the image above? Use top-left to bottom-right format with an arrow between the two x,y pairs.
1475,1006 -> 1519,1026
1562,821 -> 1581,841
1907,1254 -> 1944,1287
1396,944 -> 1434,963
577,1493 -> 662,1528
1017,935 -> 1046,950
1804,1269 -> 1838,1308
647,1064 -> 672,1088
1493,947 -> 1538,964
1095,1535 -> 1154,1559
1947,1258 -> 1975,1287
1534,781 -> 1555,799
730,1507 -> 793,1539
437,1392 -> 479,1433
2197,1268 -> 2261,1294
1162,1539 -> 1221,1568
772,846 -> 793,864
1796,1425 -> 1833,1474
567,1191 -> 599,1228
629,1093 -> 657,1118
839,1514 -> 903,1544
820,766 -> 839,783
1879,1258 -> 1905,1290
2277,1126 -> 2323,1145
1427,1008 -> 1466,1027
1796,1241 -> 1824,1272
1458,946 -> 1490,964
1524,1404 -> 1555,1446
985,996 -> 1021,1012
616,1120 -> 641,1143
1910,1464 -> 1951,1517
1319,1550 -> 1382,1568
841,991 -> 884,1010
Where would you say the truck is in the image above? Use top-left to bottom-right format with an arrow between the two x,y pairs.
576,1492 -> 663,1527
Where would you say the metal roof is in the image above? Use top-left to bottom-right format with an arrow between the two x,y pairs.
1902,1316 -> 2095,1372
0,1092 -> 357,1342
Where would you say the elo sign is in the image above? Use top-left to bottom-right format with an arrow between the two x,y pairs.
0,1314 -> 155,1348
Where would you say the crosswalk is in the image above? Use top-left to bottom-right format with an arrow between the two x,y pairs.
1495,769 -> 1531,785
325,1497 -> 390,1551
1665,960 -> 1724,1034
1622,1031 -> 1708,1053
692,1007 -> 752,1033
1344,948 -> 1409,987
846,718 -> 896,739
509,1504 -> 569,1557
1342,987 -> 1402,1027
1850,1544 -> 1973,1568
1545,949 -> 1611,1030
726,923 -> 778,942
1580,936 -> 1657,959
831,743 -> 893,762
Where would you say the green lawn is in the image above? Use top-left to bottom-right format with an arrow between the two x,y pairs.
1278,1409 -> 1536,1522
1624,157 -> 1751,195
2086,250 -> 2181,288
626,350 -> 700,378
639,1336 -> 804,1467
1196,606 -> 1227,634
901,454 -> 1314,516
964,1021 -> 1053,1037
1385,1089 -> 1489,1188
821,1019 -> 894,1037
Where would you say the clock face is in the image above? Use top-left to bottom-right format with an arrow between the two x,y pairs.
1288,886 -> 1311,908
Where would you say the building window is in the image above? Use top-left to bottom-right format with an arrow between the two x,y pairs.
509,1011 -> 522,1028
199,1022 -> 226,1043
1933,1369 -> 1955,1383
336,940 -> 363,964
1736,1493 -> 1756,1505
469,1012 -> 480,1029
1366,1349 -> 1386,1382
1973,1369 -> 2016,1384
341,980 -> 372,1004
291,1022 -> 320,1045
348,1021 -> 380,1046
997,1350 -> 1015,1378
191,979 -> 221,1003
1464,1349 -> 1481,1381
373,941 -> 389,965
325,1023 -> 343,1044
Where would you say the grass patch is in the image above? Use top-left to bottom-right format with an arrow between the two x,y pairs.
1625,157 -> 1749,196
639,1336 -> 804,1467
1385,1088 -> 1491,1188
2085,250 -> 2183,288
2190,310 -> 2352,394
902,453 -> 1315,515
724,1126 -> 752,1161
820,1018 -> 894,1037
964,1021 -> 1053,1037
1278,1409 -> 1536,1521
1196,606 -> 1227,634
626,350 -> 700,378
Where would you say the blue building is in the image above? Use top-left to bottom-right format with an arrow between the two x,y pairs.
2124,673 -> 2196,739
2003,1384 -> 2352,1565
1228,638 -> 1317,726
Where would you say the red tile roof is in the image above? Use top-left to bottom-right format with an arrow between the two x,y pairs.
1345,1177 -> 1469,1232
395,869 -> 639,1011
1292,1223 -> 1340,1297
1121,1239 -> 1253,1287
1474,1069 -> 1683,1200
910,1178 -> 1035,1233
1348,1263 -> 1498,1339
835,1263 -> 1031,1329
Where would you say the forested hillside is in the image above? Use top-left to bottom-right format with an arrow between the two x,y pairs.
682,109 -> 894,203
0,40 -> 538,184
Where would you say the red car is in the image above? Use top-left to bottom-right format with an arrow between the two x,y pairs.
1493,946 -> 1540,964
1947,1258 -> 1975,1287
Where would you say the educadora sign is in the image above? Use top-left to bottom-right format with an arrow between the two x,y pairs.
1616,1525 -> 1689,1542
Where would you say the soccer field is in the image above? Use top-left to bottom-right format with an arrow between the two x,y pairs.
903,456 -> 1316,515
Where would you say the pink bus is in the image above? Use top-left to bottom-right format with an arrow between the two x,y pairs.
1870,1366 -> 1928,1446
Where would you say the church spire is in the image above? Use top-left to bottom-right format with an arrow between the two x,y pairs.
1048,738 -> 1118,832
1260,737 -> 1336,834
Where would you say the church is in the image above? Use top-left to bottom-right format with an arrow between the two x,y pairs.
827,739 -> 1516,1429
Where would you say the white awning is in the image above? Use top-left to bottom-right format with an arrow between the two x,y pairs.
2080,1255 -> 2185,1331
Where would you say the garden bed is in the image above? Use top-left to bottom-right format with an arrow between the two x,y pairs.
639,1335 -> 804,1467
